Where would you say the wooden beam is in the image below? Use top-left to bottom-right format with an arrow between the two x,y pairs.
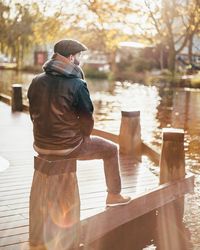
22,103 -> 29,112
92,128 -> 119,144
142,142 -> 160,165
0,93 -> 11,105
81,174 -> 194,245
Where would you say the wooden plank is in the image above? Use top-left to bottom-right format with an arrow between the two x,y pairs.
7,203 -> 29,210
0,219 -> 28,230
0,198 -> 29,206
0,242 -> 29,250
0,215 -> 24,224
81,174 -> 194,244
0,208 -> 29,218
21,213 -> 29,219
0,206 -> 9,212
78,183 -> 158,196
79,175 -> 157,186
0,233 -> 29,247
0,226 -> 28,237
0,174 -> 33,180
0,186 -> 31,193
0,206 -> 29,215
79,182 -> 158,195
0,193 -> 29,201
0,188 -> 30,197
0,173 -> 32,179
0,179 -> 32,185
0,94 -> 11,105
0,182 -> 31,189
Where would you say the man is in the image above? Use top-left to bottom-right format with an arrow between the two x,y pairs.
27,39 -> 131,206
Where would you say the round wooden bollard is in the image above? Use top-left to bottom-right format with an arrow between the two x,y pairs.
11,84 -> 23,111
159,128 -> 185,184
29,157 -> 80,250
119,111 -> 141,157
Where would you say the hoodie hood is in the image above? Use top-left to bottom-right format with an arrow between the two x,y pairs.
43,53 -> 84,79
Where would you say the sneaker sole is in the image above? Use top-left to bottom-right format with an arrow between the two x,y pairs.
106,199 -> 132,207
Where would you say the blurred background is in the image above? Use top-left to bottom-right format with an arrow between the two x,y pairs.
0,0 -> 200,85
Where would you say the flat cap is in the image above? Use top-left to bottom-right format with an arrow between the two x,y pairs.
54,39 -> 87,57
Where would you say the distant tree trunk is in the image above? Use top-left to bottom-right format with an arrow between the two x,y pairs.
20,42 -> 24,67
168,47 -> 176,74
16,38 -> 22,70
15,37 -> 24,70
0,42 -> 5,54
108,51 -> 117,75
188,33 -> 194,64
159,45 -> 164,70
11,47 -> 16,63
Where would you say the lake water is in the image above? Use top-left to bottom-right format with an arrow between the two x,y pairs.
0,69 -> 200,249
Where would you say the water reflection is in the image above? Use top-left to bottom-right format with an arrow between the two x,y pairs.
0,69 -> 34,94
156,87 -> 200,174
91,81 -> 161,145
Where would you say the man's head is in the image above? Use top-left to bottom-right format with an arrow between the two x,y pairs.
54,39 -> 87,65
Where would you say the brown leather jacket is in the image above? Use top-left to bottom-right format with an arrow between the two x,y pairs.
27,71 -> 94,150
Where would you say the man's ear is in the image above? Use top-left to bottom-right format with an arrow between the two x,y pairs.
69,54 -> 74,63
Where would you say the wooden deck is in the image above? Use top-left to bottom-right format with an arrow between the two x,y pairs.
0,101 -> 194,249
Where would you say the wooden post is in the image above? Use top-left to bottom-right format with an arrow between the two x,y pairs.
11,84 -> 23,111
159,128 -> 185,220
29,156 -> 81,250
157,128 -> 186,249
119,111 -> 141,158
159,128 -> 185,184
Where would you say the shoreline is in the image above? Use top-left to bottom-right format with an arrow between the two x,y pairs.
1,67 -> 200,88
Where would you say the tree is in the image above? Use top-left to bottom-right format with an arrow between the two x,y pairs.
9,3 -> 36,68
32,2 -> 69,48
61,0 -> 137,74
0,0 -> 71,68
0,1 -> 37,67
0,1 -> 10,54
136,0 -> 200,73
186,0 -> 200,64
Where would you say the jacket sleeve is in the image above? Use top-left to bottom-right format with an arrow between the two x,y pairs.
75,82 -> 94,136
27,79 -> 35,122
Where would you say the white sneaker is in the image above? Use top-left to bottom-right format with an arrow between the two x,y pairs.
106,193 -> 131,207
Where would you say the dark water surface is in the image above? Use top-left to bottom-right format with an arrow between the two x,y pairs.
0,69 -> 200,249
